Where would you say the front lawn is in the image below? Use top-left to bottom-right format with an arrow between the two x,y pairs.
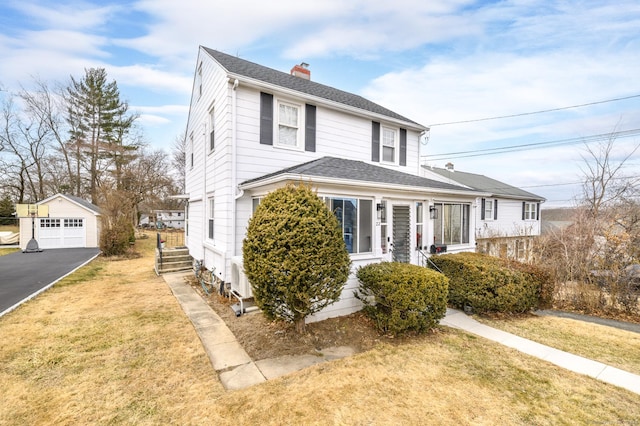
1,233 -> 639,424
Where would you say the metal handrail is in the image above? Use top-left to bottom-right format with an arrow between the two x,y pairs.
417,248 -> 443,273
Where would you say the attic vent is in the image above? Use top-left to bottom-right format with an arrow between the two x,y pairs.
291,62 -> 310,80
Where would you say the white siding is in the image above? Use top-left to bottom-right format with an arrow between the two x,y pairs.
475,198 -> 541,239
184,46 -> 433,321
19,195 -> 99,250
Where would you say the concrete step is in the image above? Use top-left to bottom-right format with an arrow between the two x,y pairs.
155,249 -> 193,275
159,254 -> 192,262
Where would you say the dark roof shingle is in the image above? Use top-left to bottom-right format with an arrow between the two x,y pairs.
202,47 -> 424,127
424,167 -> 545,201
241,157 -> 479,194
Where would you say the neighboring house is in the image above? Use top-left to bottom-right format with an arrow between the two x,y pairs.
19,194 -> 102,250
154,209 -> 185,229
184,47 -> 487,322
421,164 -> 545,261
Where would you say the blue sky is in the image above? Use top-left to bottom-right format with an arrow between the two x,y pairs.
1,0 -> 639,207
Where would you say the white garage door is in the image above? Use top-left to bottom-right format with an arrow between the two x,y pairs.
38,218 -> 86,249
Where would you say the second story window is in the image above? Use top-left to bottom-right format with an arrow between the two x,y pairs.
189,133 -> 194,169
382,127 -> 396,163
277,101 -> 301,148
209,108 -> 215,152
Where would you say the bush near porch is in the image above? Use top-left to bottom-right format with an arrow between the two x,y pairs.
429,252 -> 554,314
356,262 -> 448,335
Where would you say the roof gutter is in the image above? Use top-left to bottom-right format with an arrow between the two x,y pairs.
238,173 -> 490,198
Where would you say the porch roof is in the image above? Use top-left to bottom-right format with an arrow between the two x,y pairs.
240,157 -> 487,196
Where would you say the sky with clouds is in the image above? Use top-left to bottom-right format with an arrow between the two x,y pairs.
1,0 -> 638,207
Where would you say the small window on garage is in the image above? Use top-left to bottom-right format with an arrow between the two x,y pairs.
40,219 -> 60,228
64,219 -> 84,227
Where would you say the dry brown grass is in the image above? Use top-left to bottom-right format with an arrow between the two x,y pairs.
0,233 -> 225,425
209,330 -> 640,425
2,233 -> 640,425
477,314 -> 640,375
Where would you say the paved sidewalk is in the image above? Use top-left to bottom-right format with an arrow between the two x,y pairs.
442,309 -> 640,395
164,272 -> 640,395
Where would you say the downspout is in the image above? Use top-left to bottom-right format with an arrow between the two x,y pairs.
231,78 -> 240,259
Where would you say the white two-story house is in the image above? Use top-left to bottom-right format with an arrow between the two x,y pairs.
184,47 -> 487,321
422,164 -> 545,261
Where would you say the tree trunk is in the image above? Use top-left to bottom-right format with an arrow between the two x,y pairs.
294,317 -> 306,334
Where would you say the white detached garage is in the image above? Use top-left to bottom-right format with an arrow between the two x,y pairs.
20,194 -> 102,250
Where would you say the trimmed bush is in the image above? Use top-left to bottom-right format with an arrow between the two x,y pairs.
428,252 -> 553,313
242,183 -> 351,333
355,262 -> 448,335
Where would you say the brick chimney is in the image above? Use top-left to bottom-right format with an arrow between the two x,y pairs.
290,62 -> 310,80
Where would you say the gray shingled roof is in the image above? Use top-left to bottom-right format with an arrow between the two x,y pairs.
241,157 -> 480,194
424,166 -> 545,201
64,194 -> 102,214
202,47 -> 424,127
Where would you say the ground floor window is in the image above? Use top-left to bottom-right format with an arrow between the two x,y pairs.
208,197 -> 215,240
325,197 -> 373,254
434,203 -> 470,245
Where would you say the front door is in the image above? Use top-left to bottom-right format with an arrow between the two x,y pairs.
392,205 -> 411,263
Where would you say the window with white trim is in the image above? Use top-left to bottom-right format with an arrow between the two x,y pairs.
208,108 -> 215,152
196,62 -> 203,99
380,201 -> 388,254
208,197 -> 214,240
381,127 -> 396,163
434,203 -> 470,245
416,202 -> 424,249
40,219 -> 60,228
276,100 -> 301,149
484,198 -> 494,220
189,133 -> 194,169
523,202 -> 537,220
64,218 -> 83,227
325,197 -> 373,254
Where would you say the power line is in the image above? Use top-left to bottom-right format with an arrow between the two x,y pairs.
428,94 -> 640,127
422,128 -> 640,160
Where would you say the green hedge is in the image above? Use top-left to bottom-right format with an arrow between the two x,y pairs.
428,252 -> 553,313
355,262 -> 448,335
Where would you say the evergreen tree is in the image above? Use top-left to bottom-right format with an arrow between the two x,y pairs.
0,195 -> 15,225
65,68 -> 138,204
243,183 -> 351,333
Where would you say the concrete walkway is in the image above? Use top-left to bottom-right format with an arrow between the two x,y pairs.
164,272 -> 640,395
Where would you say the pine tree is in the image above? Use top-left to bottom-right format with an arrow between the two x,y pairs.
65,68 -> 138,203
242,183 -> 351,333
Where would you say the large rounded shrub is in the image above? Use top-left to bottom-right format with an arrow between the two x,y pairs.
356,262 -> 448,335
242,183 -> 351,333
428,252 -> 552,313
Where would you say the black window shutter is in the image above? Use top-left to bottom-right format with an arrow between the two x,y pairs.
399,128 -> 407,166
305,104 -> 316,152
260,92 -> 273,145
371,121 -> 380,162
537,202 -> 540,220
522,202 -> 526,220
481,198 -> 486,220
494,199 -> 498,220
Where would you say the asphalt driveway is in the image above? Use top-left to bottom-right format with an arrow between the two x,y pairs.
0,248 -> 101,316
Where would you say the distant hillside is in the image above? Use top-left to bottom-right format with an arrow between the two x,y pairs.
541,208 -> 577,221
